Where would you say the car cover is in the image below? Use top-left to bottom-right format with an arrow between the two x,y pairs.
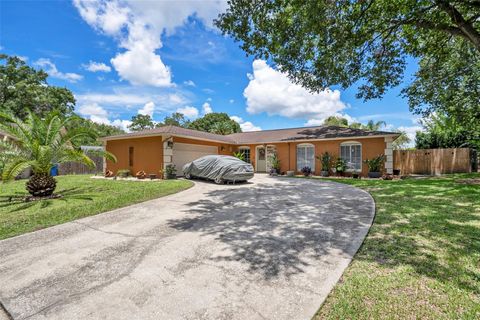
182,155 -> 254,181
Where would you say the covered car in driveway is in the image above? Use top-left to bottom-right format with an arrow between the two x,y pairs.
182,155 -> 254,184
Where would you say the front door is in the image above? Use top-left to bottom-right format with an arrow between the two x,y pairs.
256,146 -> 266,172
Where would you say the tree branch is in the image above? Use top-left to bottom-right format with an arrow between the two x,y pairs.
436,0 -> 480,51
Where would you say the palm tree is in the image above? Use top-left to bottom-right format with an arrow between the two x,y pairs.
364,120 -> 386,131
0,110 -> 116,197
211,121 -> 234,135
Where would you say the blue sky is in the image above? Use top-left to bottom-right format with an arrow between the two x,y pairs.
0,0 -> 422,140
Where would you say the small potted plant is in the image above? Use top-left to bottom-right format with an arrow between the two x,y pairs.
165,164 -> 177,179
364,155 -> 386,178
335,158 -> 347,176
317,152 -> 332,177
301,166 -> 312,177
116,169 -> 130,178
269,154 -> 281,175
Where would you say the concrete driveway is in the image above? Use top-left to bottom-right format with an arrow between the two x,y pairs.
0,175 -> 374,320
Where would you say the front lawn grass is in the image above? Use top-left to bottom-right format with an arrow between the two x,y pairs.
315,173 -> 480,319
0,175 -> 193,240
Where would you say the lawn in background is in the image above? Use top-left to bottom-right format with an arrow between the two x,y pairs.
0,175 -> 193,240
316,173 -> 480,319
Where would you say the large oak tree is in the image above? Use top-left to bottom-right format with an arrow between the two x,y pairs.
216,0 -> 480,131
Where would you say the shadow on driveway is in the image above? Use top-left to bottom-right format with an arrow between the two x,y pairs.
168,179 -> 374,280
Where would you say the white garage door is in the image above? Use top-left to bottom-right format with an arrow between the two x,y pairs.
172,143 -> 218,176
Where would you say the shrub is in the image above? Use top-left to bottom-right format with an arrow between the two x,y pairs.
317,152 -> 333,172
165,164 -> 177,179
270,154 -> 281,173
116,169 -> 130,178
301,166 -> 312,176
364,154 -> 386,172
233,151 -> 245,161
335,158 -> 347,174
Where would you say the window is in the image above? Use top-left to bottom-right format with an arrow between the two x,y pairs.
340,142 -> 362,171
297,144 -> 315,171
129,146 -> 134,167
239,147 -> 251,163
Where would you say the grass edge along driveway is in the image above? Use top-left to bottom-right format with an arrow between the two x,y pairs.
314,173 -> 480,320
0,175 -> 193,240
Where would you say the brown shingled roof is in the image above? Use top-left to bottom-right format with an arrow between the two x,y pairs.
227,126 -> 400,144
101,125 -> 235,143
102,125 -> 399,144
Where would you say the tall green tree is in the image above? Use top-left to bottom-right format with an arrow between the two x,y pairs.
156,112 -> 190,128
216,1 -> 480,127
188,113 -> 241,134
322,116 -> 349,127
0,110 -> 116,197
415,113 -> 480,149
0,54 -> 75,119
128,114 -> 155,131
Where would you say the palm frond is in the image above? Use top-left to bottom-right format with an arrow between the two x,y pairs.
59,148 -> 96,169
86,149 -> 117,163
2,158 -> 35,181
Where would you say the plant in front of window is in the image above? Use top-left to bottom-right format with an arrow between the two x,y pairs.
165,164 -> 177,179
301,166 -> 312,177
317,152 -> 333,177
233,151 -> 245,161
334,158 -> 347,176
269,154 -> 281,175
364,154 -> 386,178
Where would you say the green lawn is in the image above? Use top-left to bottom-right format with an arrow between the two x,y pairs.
0,175 -> 193,240
315,173 -> 480,319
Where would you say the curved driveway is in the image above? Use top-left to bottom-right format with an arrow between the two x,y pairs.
0,175 -> 374,320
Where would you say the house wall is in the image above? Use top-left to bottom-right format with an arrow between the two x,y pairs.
105,135 -> 387,177
105,136 -> 163,175
235,137 -> 386,176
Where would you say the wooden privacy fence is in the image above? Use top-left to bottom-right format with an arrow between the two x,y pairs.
393,148 -> 476,175
58,154 -> 103,175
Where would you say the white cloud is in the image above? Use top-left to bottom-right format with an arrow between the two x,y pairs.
78,102 -> 132,132
229,99 -> 234,104
202,102 -> 213,114
78,103 -> 108,118
183,80 -> 196,87
244,60 -> 346,120
230,116 -> 262,132
397,125 -> 423,146
138,101 -> 155,117
75,90 -> 187,110
111,47 -> 171,87
177,106 -> 199,119
111,119 -> 133,132
83,61 -> 111,72
73,0 -> 227,87
34,58 -> 83,83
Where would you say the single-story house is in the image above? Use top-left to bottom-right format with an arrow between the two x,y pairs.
101,125 -> 400,176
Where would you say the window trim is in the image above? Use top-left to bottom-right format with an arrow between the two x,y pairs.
238,146 -> 251,163
296,143 -> 315,171
340,141 -> 362,172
